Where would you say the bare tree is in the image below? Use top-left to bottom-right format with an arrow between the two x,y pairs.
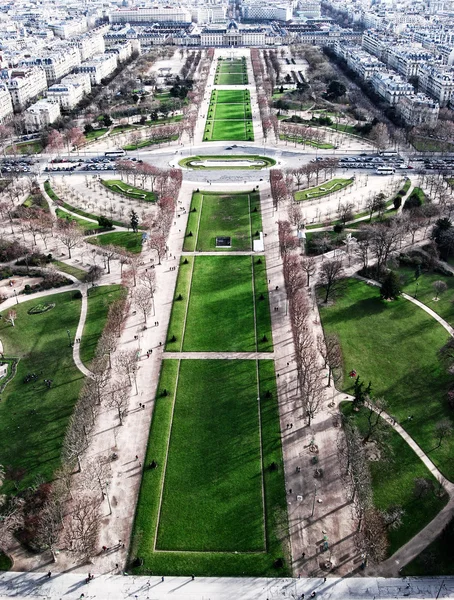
57,222 -> 82,259
317,333 -> 342,387
301,255 -> 316,287
65,497 -> 101,562
133,286 -> 152,323
433,280 -> 448,301
381,505 -> 405,530
319,259 -> 344,303
148,232 -> 166,264
362,397 -> 388,445
434,418 -> 453,448
107,378 -> 130,425
115,349 -> 139,393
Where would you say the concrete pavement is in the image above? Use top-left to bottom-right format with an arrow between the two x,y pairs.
1,572 -> 454,600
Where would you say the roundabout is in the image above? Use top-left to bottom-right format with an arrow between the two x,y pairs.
178,154 -> 276,169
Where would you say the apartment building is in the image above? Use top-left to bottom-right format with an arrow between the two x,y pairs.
241,3 -> 292,21
369,70 -> 414,105
0,83 -> 14,123
418,63 -> 454,106
397,93 -> 439,127
68,33 -> 105,62
49,18 -> 87,39
106,40 -> 134,63
1,66 -> 47,111
387,46 -> 434,78
61,72 -> 91,96
296,0 -> 321,18
25,99 -> 60,131
76,53 -> 118,85
109,7 -> 192,24
47,82 -> 84,110
21,46 -> 81,85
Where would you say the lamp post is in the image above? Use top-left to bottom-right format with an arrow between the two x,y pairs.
13,289 -> 18,305
67,329 -> 72,347
414,281 -> 419,299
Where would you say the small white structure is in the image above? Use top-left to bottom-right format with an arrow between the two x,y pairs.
253,232 -> 264,252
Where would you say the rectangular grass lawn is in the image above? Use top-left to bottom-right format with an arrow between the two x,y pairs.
183,255 -> 256,352
211,120 -> 252,142
131,359 -> 289,576
214,90 -> 249,103
157,359 -> 265,551
213,103 -> 247,120
216,73 -> 247,85
319,278 -> 454,480
184,190 -> 261,252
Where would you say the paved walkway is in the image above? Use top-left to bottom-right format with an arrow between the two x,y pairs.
72,290 -> 93,377
1,572 -> 453,600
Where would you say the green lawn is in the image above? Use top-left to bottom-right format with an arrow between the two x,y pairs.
341,402 -> 448,556
295,178 -> 353,201
319,279 -> 454,480
88,232 -> 143,254
56,208 -> 102,233
0,292 -> 84,494
80,285 -> 125,367
166,255 -> 272,353
157,359 -> 265,551
183,190 -> 262,252
85,128 -> 108,141
398,266 -> 454,327
179,155 -> 276,170
52,260 -> 87,281
130,359 -> 289,576
101,179 -> 156,203
6,141 -> 42,155
213,90 -> 249,104
207,120 -> 253,142
403,517 -> 454,576
204,89 -> 253,142
213,103 -> 249,120
215,73 -> 248,85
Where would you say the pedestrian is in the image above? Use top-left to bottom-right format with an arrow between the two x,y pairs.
102,545 -> 107,552
324,577 -> 327,582
290,423 -> 293,429
162,576 -> 165,582
47,571 -> 52,578
289,488 -> 292,494
301,552 -> 306,559
115,563 -> 119,569
192,574 -> 195,580
301,594 -> 305,599
135,455 -> 139,460
311,593 -> 316,598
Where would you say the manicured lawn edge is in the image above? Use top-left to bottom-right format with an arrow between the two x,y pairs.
129,359 -> 290,576
295,178 -> 354,201
254,256 -> 273,352
165,256 -> 193,351
179,155 -> 276,170
101,179 -> 156,203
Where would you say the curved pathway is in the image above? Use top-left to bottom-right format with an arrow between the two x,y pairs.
72,290 -> 93,377
340,276 -> 454,575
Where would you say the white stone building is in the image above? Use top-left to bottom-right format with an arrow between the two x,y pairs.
397,93 -> 439,127
47,82 -> 84,110
21,47 -> 82,86
369,70 -> 414,105
1,66 -> 47,111
109,7 -> 192,24
25,99 -> 60,131
76,54 -> 118,85
61,72 -> 91,96
418,63 -> 454,107
0,83 -> 13,123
